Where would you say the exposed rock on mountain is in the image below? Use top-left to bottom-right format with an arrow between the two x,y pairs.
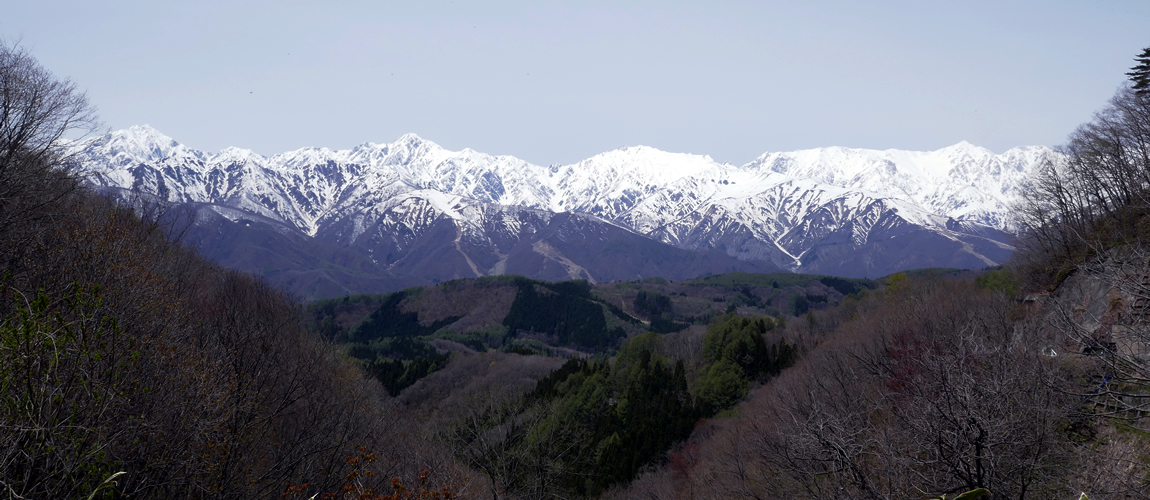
69,126 -> 1056,298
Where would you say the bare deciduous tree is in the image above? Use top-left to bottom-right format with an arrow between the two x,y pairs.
611,281 -> 1084,500
0,40 -> 99,231
1014,85 -> 1150,289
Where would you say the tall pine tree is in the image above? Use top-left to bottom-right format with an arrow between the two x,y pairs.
1127,47 -> 1150,95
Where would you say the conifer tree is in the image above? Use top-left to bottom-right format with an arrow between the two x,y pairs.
1127,46 -> 1150,95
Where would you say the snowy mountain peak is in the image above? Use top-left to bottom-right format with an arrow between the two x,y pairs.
110,124 -> 187,161
66,124 -> 203,171
576,145 -> 725,182
273,146 -> 338,168
383,133 -> 449,165
392,133 -> 442,154
70,126 -> 1062,279
938,140 -> 995,161
123,124 -> 169,141
396,132 -> 426,144
214,147 -> 265,166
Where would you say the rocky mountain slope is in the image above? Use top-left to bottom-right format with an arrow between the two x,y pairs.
68,126 -> 1056,298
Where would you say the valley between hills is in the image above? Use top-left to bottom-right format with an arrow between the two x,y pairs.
6,39 -> 1150,500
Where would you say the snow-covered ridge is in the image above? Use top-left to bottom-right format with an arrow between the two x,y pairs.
68,126 -> 1059,270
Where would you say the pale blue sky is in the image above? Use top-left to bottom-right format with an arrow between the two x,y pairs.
5,1 -> 1149,165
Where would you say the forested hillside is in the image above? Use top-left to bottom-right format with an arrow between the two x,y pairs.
10,37 -> 1150,500
0,43 -> 469,499
306,272 -> 870,395
302,56 -> 1150,499
0,42 -> 820,498
604,66 -> 1150,499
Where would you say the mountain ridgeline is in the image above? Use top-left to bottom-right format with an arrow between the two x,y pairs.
68,127 -> 1050,299
14,39 -> 1150,500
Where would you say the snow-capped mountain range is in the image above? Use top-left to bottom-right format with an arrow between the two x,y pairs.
66,125 -> 1057,298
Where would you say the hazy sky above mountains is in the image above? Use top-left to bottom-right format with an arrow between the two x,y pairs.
6,1 -> 1149,165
